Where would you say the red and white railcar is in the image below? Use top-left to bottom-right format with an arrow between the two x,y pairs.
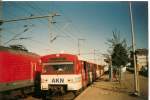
40,53 -> 104,97
41,54 -> 89,95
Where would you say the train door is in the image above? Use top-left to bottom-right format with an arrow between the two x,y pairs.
92,64 -> 96,82
83,61 -> 88,87
87,63 -> 91,85
81,61 -> 86,88
31,62 -> 37,82
93,64 -> 96,81
96,65 -> 100,78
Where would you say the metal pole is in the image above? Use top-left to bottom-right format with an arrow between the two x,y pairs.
110,60 -> 112,81
129,2 -> 140,96
2,13 -> 59,45
78,38 -> 85,56
48,15 -> 53,43
3,13 -> 60,23
78,39 -> 80,55
2,13 -> 60,23
0,1 -> 2,46
94,49 -> 96,63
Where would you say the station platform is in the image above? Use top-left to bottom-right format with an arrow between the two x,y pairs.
75,72 -> 147,100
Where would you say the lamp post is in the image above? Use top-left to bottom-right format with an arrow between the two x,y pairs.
129,2 -> 140,96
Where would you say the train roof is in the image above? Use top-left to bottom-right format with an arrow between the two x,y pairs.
0,46 -> 39,57
41,54 -> 79,62
41,53 -> 78,58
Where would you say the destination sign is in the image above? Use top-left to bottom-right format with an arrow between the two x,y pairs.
49,58 -> 66,61
52,78 -> 64,83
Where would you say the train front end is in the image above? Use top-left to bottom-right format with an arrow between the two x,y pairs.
41,54 -> 82,94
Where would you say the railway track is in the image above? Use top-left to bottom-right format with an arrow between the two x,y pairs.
23,91 -> 77,100
1,91 -> 78,100
0,87 -> 83,100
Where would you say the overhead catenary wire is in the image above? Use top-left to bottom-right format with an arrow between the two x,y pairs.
2,2 -> 62,55
51,23 -> 77,51
30,2 -> 51,15
26,2 -> 45,16
53,23 -> 77,42
2,2 -> 36,44
8,2 -> 49,27
24,2 -> 63,44
24,2 -> 57,44
3,25 -> 34,45
3,2 -> 103,63
7,2 -> 80,45
1,3 -> 54,53
52,3 -> 99,56
3,2 -> 59,44
51,2 -> 80,39
2,2 -> 35,29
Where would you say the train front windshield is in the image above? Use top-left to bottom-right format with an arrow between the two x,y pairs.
42,62 -> 74,74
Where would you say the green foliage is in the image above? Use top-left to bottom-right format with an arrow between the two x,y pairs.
106,29 -> 130,68
111,44 -> 129,67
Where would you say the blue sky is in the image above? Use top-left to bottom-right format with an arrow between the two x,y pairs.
1,1 -> 148,64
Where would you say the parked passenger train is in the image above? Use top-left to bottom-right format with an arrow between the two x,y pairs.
40,53 -> 104,97
0,45 -> 42,98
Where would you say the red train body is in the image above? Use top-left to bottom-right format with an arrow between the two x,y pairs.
40,53 -> 104,97
0,46 -> 42,93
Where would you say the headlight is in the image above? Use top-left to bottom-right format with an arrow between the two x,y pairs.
68,77 -> 81,83
68,79 -> 74,83
74,77 -> 81,82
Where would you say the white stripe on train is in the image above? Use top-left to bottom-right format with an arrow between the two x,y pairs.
41,74 -> 82,91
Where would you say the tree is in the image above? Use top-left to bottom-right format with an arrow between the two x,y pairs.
111,43 -> 129,82
111,44 -> 128,67
105,29 -> 130,82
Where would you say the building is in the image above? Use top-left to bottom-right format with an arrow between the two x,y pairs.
135,49 -> 148,71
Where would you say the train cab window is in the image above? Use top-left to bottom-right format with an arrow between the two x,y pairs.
43,62 -> 74,74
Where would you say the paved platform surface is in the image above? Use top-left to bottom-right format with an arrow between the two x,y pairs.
75,71 -> 148,100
